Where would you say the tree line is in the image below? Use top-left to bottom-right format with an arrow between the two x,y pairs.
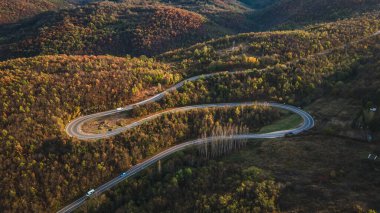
87,145 -> 282,212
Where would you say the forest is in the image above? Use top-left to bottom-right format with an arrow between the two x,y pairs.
0,83 -> 281,211
249,0 -> 380,30
2,0 -> 379,61
84,37 -> 380,212
128,15 -> 380,119
90,48 -> 380,212
161,12 -> 380,75
0,0 -> 380,212
1,15 -> 379,211
90,151 -> 283,212
0,2 -> 223,60
0,0 -> 71,24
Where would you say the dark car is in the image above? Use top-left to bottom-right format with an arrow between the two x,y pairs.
285,132 -> 296,137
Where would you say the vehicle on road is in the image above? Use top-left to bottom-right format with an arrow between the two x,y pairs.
120,172 -> 127,177
116,107 -> 123,111
86,189 -> 95,197
285,132 -> 296,137
368,154 -> 378,160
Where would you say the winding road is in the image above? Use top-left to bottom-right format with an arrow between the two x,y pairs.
60,103 -> 313,213
58,30 -> 380,213
60,73 -> 314,213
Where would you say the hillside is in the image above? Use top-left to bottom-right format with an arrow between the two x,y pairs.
1,0 -> 378,61
250,0 -> 380,30
0,2 -> 226,60
239,0 -> 279,9
128,0 -> 255,32
1,1 -> 380,212
160,12 -> 380,75
1,12 -> 379,211
0,0 -> 72,25
0,0 -> 105,25
0,54 -> 181,212
80,20 -> 380,213
115,0 -> 380,32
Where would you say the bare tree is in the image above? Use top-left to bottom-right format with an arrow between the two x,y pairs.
199,124 -> 249,158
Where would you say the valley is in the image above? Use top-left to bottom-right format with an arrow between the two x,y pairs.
0,1 -> 379,212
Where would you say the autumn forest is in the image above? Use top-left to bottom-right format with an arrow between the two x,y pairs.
0,0 -> 380,212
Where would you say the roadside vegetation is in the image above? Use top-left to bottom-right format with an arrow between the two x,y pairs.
88,134 -> 380,212
82,45 -> 380,212
258,112 -> 302,133
91,149 -> 283,212
0,88 -> 280,211
129,26 -> 380,119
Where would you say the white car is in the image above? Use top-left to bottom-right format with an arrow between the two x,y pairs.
116,107 -> 123,111
86,189 -> 95,197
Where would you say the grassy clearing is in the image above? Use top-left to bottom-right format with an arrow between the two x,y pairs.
258,112 -> 303,133
217,112 -> 303,163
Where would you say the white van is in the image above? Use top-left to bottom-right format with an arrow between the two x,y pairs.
86,189 -> 95,197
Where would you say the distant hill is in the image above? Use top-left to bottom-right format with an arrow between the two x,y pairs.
251,0 -> 380,30
115,0 -> 256,32
1,0 -> 378,61
239,0 -> 279,9
0,0 -> 72,25
0,2 -> 228,60
0,0 -> 113,25
115,0 -> 380,32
